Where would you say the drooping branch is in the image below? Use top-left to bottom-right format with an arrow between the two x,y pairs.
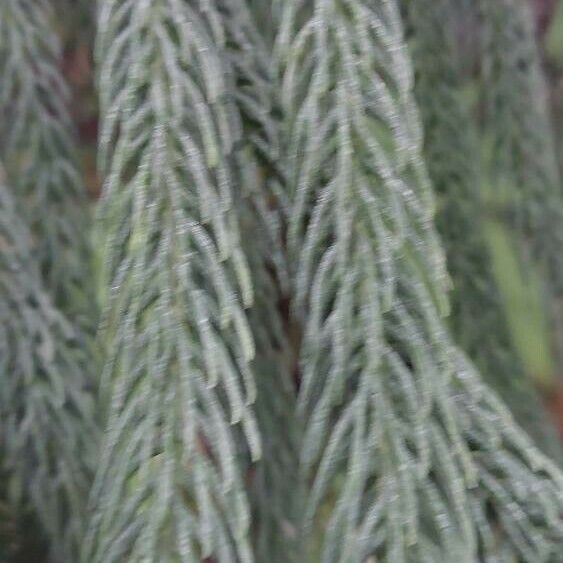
276,0 -> 563,560
84,2 -> 262,561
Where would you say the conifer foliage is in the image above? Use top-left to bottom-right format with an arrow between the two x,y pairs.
0,170 -> 97,562
0,0 -> 562,562
0,0 -> 95,326
276,0 -> 563,559
85,1 -> 260,561
219,1 -> 303,558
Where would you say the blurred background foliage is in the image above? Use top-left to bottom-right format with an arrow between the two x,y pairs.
483,0 -> 563,435
439,0 -> 563,441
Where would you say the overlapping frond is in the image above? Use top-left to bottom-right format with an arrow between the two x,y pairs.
84,1 -> 262,561
276,0 -> 563,560
0,170 -> 98,562
479,0 -> 563,290
221,0 -> 302,563
0,0 -> 95,325
240,200 -> 301,562
220,1 -> 302,559
405,0 -> 561,460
